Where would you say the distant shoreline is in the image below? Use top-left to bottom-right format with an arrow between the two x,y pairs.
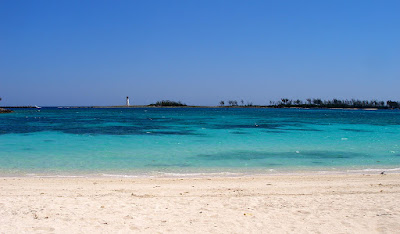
0,105 -> 385,110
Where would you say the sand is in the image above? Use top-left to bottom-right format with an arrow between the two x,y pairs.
1,173 -> 400,233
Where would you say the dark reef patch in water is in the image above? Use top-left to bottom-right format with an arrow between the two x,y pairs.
341,128 -> 372,133
209,123 -> 285,130
286,128 -> 322,132
231,131 -> 247,135
263,130 -> 288,134
265,163 -> 283,166
146,130 -> 200,136
0,127 -> 200,136
145,163 -> 192,167
0,113 -> 207,136
312,161 -> 324,164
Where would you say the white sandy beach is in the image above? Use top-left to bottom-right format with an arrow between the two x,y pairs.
1,174 -> 400,233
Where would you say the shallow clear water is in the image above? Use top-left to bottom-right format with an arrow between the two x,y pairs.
0,108 -> 400,176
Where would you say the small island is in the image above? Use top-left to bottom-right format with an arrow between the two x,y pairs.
148,100 -> 187,107
0,108 -> 13,113
0,98 -> 13,113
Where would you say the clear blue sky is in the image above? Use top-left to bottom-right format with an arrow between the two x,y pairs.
1,0 -> 399,106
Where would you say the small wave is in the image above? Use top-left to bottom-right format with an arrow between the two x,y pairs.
347,167 -> 400,173
157,172 -> 245,177
101,174 -> 139,178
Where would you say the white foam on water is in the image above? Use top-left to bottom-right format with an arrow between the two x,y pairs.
102,174 -> 140,178
158,172 -> 245,177
347,167 -> 400,173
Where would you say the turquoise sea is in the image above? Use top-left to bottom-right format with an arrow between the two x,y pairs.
1,108 -> 400,176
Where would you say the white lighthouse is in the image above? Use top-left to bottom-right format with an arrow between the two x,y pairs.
126,96 -> 130,106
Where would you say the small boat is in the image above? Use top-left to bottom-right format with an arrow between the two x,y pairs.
34,105 -> 41,109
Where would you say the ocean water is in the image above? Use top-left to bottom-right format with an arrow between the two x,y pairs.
0,108 -> 400,176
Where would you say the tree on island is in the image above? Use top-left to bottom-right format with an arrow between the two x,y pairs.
387,101 -> 400,109
219,101 -> 225,106
312,99 -> 323,106
281,98 -> 289,105
149,100 -> 187,107
228,100 -> 238,106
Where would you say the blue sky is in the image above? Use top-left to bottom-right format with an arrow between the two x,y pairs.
1,0 -> 399,106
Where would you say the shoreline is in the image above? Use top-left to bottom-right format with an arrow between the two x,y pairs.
2,165 -> 400,178
2,171 -> 398,179
1,173 -> 399,233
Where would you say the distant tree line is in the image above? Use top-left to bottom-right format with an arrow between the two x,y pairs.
149,100 -> 187,107
268,98 -> 400,109
219,99 -> 254,107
